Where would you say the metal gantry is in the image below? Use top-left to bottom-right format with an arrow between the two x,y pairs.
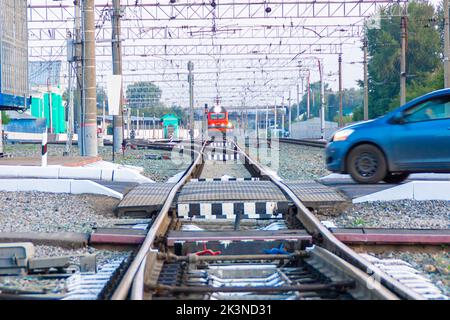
27,0 -> 408,109
27,0 -> 406,21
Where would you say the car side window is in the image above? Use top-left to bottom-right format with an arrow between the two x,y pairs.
403,96 -> 450,123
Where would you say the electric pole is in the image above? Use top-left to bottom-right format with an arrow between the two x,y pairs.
47,74 -> 53,134
65,29 -> 75,157
307,70 -> 311,119
296,83 -> 300,120
112,0 -> 124,153
255,108 -> 259,137
137,109 -> 140,136
81,0 -> 98,157
188,61 -> 194,140
338,53 -> 343,127
363,36 -> 369,120
318,60 -> 325,140
288,89 -> 292,135
445,0 -> 450,87
400,10 -> 407,106
74,0 -> 83,154
274,99 -> 277,131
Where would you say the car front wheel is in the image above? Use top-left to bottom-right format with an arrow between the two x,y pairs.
347,144 -> 387,184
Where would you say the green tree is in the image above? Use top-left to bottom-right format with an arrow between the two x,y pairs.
295,82 -> 363,122
62,86 -> 108,115
366,1 -> 441,118
96,86 -> 107,109
1,111 -> 10,125
126,81 -> 162,109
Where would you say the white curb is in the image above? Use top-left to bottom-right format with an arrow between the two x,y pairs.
353,181 -> 450,203
0,179 -> 123,199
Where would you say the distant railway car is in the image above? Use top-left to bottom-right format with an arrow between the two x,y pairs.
207,106 -> 233,132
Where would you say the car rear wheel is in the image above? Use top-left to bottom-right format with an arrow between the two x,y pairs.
347,144 -> 387,184
383,172 -> 410,184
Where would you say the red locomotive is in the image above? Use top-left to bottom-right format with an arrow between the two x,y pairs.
207,105 -> 233,132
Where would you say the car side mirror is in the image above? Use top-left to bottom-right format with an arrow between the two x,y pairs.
391,111 -> 405,124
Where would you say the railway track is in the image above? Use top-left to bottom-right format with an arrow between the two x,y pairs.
108,137 -> 425,301
0,138 -> 446,300
279,138 -> 327,148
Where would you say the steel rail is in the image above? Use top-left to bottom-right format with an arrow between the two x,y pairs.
279,137 -> 327,148
111,141 -> 207,300
232,140 -> 423,300
147,281 -> 355,294
244,137 -> 327,148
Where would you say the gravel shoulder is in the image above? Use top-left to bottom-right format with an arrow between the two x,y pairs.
277,143 -> 330,181
0,192 -> 120,233
319,200 -> 450,229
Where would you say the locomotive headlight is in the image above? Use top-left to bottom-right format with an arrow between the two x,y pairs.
333,129 -> 354,142
227,123 -> 233,128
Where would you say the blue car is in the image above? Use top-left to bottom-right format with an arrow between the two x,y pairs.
326,89 -> 450,184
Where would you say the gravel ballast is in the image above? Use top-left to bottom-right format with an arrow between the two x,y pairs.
278,143 -> 329,181
245,142 -> 329,180
322,200 -> 450,229
0,192 -> 120,233
0,246 -> 131,295
374,251 -> 450,297
33,245 -> 131,265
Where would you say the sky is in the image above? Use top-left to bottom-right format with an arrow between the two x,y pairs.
26,0 -> 446,108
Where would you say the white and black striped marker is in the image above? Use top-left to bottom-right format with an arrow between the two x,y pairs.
42,128 -> 48,167
210,142 -> 233,148
177,202 -> 280,219
190,178 -> 260,182
206,154 -> 240,161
